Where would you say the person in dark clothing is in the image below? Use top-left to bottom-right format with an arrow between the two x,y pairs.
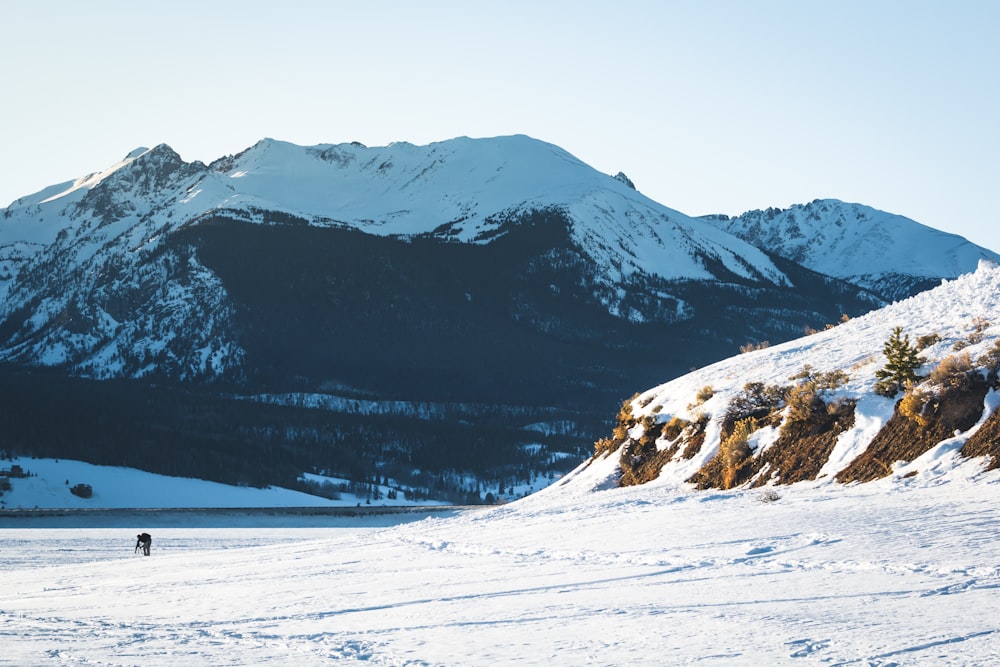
135,533 -> 152,556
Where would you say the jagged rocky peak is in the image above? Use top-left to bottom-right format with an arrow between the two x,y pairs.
613,172 -> 635,190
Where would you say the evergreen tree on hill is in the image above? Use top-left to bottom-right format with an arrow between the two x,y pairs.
874,326 -> 923,397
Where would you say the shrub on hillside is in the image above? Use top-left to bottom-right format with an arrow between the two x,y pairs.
612,395 -> 638,439
978,340 -> 1000,385
662,415 -> 690,442
899,353 -> 983,427
927,352 -> 976,391
898,386 -> 937,427
595,394 -> 644,457
723,381 -> 785,436
784,365 -> 849,427
953,318 -> 990,351
719,417 -> 757,489
679,412 -> 711,459
916,332 -> 942,351
968,317 -> 990,344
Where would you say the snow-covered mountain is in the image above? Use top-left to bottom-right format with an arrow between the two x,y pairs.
1,135 -> 995,498
701,199 -> 1000,302
589,259 -> 1000,491
2,136 -> 785,284
0,135 -> 802,381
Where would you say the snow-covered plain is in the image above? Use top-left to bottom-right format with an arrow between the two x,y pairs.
3,456 -> 1000,665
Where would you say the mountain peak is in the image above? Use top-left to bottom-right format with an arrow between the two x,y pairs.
704,199 -> 1000,301
613,172 -> 636,190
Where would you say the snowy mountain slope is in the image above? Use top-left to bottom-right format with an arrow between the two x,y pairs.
585,260 -> 1000,491
0,135 -> 795,381
1,135 -> 786,291
702,199 -> 1000,302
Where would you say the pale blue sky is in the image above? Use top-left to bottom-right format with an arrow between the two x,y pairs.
2,1 -> 998,251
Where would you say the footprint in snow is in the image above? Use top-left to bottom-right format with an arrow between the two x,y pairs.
746,545 -> 775,556
786,637 -> 830,657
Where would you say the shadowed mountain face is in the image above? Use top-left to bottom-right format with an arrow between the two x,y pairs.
173,210 -> 878,406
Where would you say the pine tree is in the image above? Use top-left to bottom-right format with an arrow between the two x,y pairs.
874,326 -> 923,397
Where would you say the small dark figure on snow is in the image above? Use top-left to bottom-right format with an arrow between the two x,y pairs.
135,532 -> 152,556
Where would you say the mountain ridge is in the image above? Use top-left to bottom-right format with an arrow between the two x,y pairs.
701,198 -> 1000,301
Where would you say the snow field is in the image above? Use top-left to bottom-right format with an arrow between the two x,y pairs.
4,474 -> 1000,665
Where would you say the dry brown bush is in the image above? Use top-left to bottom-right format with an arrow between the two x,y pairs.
662,416 -> 690,441
916,332 -> 941,351
718,417 -> 757,489
898,386 -> 936,427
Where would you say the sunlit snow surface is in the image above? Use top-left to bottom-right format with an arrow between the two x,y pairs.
4,465 -> 1000,665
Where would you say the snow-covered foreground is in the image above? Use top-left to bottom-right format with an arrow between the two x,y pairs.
4,471 -> 1000,666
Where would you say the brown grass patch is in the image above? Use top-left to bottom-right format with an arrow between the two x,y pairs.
619,420 -> 674,486
679,413 -> 710,459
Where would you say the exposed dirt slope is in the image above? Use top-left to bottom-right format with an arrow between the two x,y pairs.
961,407 -> 1000,470
837,381 -> 989,483
751,400 -> 857,486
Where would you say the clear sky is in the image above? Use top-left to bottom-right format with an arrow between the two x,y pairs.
2,1 -> 998,251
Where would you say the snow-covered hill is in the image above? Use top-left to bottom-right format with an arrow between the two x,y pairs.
584,259 -> 1000,491
702,199 -> 1000,301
